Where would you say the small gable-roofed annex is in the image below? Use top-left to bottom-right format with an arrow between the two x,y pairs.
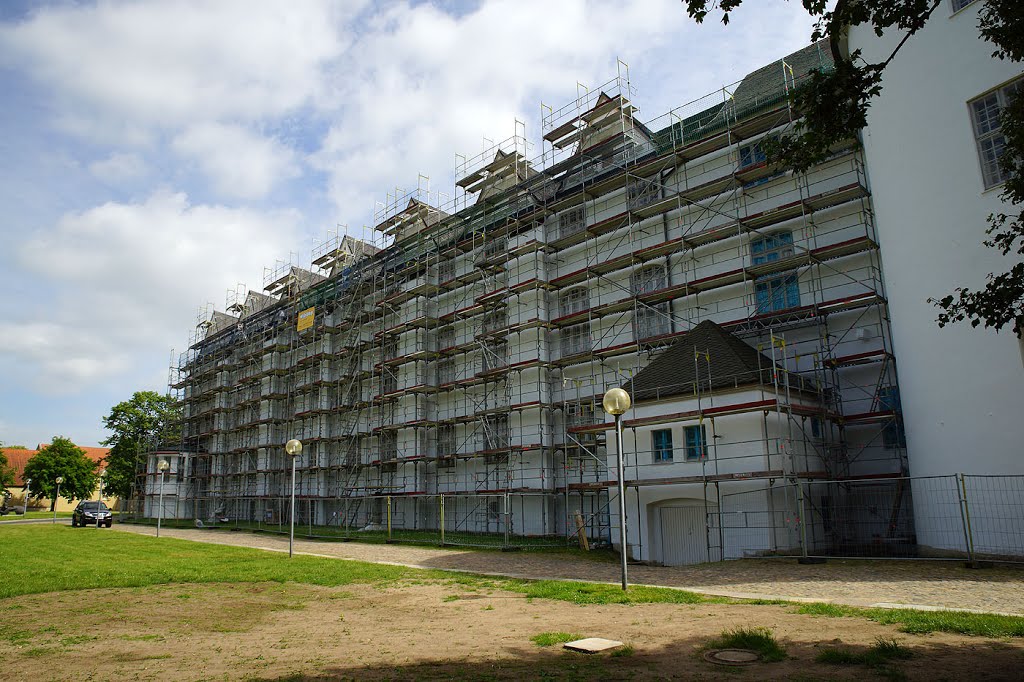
624,321 -> 783,403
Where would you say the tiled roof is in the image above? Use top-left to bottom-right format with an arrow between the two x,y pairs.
2,448 -> 36,486
2,444 -> 110,486
731,39 -> 833,113
624,321 -> 777,403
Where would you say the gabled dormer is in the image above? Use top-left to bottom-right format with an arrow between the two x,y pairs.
544,91 -> 640,154
456,149 -> 537,204
230,290 -> 275,320
312,235 -> 380,276
374,198 -> 448,243
264,266 -> 326,298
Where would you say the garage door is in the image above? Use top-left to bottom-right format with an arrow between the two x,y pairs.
659,503 -> 721,566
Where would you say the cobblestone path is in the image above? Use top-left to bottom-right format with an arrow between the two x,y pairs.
112,524 -> 1024,614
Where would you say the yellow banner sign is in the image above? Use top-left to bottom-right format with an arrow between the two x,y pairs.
297,307 -> 315,332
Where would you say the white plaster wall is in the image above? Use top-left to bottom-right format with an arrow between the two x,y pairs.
849,5 -> 1024,478
850,4 -> 1024,554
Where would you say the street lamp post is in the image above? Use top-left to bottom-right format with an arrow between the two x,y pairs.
157,459 -> 170,538
602,387 -> 632,591
53,477 -> 64,524
285,439 -> 303,558
96,469 -> 106,529
23,478 -> 31,516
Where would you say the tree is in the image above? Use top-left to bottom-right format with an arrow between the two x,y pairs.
682,0 -> 1024,334
23,437 -> 100,511
102,391 -> 181,499
0,447 -> 15,495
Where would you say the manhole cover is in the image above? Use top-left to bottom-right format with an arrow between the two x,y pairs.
703,649 -> 761,665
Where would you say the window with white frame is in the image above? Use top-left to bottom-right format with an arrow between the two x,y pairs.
382,335 -> 399,361
438,257 -> 456,283
482,341 -> 507,371
483,236 -> 507,260
559,286 -> 590,317
751,231 -> 800,313
739,140 -> 767,168
437,357 -> 456,385
560,323 -> 591,358
631,263 -> 667,294
627,177 -> 660,210
634,302 -> 672,341
566,401 -> 598,429
483,307 -> 508,333
484,414 -> 509,449
437,424 -> 456,456
381,369 -> 398,394
558,205 -> 586,239
438,325 -> 456,350
380,432 -> 398,461
970,78 -> 1022,189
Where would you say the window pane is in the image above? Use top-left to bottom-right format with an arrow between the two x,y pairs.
972,94 -> 1001,136
684,425 -> 706,461
653,429 -> 673,462
969,78 -> 1022,189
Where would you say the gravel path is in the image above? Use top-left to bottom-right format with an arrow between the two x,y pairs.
112,523 -> 1024,615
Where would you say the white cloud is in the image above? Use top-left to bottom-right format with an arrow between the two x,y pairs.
0,0 -> 822,443
173,123 -> 299,200
310,0 -> 818,222
0,0 -> 360,134
12,191 -> 303,393
88,152 -> 149,184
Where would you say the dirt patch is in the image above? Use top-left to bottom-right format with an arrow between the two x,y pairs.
1,580 -> 1021,680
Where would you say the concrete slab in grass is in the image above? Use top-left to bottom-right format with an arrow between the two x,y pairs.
563,637 -> 624,653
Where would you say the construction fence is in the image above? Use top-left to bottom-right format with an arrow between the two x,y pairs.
125,492 -> 574,550
125,474 -> 1024,562
702,474 -> 1024,563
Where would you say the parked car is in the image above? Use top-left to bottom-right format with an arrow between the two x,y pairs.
72,501 -> 112,527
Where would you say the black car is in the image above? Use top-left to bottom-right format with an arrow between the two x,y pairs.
72,501 -> 112,527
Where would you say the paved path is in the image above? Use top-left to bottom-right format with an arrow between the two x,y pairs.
112,524 -> 1024,615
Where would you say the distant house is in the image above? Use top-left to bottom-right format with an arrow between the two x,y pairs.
2,444 -> 114,512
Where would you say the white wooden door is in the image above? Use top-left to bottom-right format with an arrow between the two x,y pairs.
659,503 -> 720,565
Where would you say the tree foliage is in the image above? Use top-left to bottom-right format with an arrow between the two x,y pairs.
102,391 -> 181,499
0,448 -> 15,494
683,0 -> 1024,334
23,437 -> 100,507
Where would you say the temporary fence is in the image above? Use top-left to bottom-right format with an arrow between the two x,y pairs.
126,474 -> 1024,563
700,474 -> 1024,563
125,492 -> 572,551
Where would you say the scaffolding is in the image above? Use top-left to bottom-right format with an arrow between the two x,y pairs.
154,40 -> 908,556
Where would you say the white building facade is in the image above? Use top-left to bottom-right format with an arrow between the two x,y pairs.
848,0 -> 1024,556
141,450 -> 190,521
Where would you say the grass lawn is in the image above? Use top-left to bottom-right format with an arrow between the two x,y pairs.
120,516 -> 587,553
3,525 -> 1024,680
0,525 -> 414,599
2,511 -> 73,520
3,525 -> 1024,638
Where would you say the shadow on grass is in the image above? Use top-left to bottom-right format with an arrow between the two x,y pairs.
242,634 -> 1024,681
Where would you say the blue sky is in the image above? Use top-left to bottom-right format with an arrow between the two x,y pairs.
0,0 -> 818,448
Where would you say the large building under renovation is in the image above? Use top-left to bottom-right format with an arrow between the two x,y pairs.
143,22 -> 1022,565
